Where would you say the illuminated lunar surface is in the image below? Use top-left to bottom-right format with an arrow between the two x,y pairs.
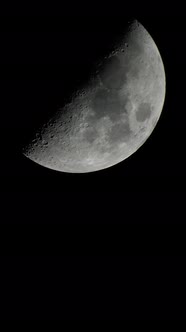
23,20 -> 166,173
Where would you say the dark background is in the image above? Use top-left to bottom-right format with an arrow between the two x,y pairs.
0,11 -> 186,319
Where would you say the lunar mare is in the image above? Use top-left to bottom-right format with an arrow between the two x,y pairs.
23,20 -> 166,173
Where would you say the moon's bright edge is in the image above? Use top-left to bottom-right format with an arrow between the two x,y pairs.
23,19 -> 166,173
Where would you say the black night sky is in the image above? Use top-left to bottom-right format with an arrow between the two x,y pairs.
0,10 -> 186,319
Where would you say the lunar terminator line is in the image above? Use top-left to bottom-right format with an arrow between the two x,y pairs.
23,19 -> 166,173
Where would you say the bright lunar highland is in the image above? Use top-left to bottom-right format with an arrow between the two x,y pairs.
23,20 -> 166,173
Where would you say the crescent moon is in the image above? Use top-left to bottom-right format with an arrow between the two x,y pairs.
23,19 -> 166,173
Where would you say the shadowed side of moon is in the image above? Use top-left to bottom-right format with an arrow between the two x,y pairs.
23,20 -> 166,173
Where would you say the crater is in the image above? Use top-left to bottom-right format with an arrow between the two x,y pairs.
135,103 -> 152,122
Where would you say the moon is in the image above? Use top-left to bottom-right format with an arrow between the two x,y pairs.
23,19 -> 166,173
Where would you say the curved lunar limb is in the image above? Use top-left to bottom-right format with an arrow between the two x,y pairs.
23,20 -> 166,173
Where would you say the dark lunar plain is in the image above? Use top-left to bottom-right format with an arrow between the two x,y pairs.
0,10 -> 186,320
